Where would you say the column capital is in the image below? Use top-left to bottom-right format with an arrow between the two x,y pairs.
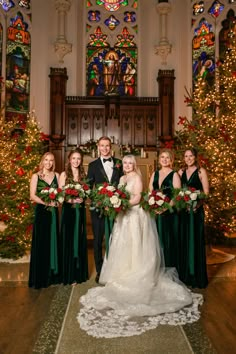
156,2 -> 171,15
155,43 -> 172,65
54,42 -> 72,63
55,0 -> 71,12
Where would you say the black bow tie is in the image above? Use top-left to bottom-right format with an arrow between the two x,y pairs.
103,158 -> 112,163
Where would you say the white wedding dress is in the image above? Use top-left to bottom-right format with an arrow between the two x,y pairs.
78,176 -> 203,338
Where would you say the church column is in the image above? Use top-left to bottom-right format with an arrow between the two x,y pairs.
155,0 -> 172,65
157,69 -> 175,144
49,67 -> 68,172
54,0 -> 72,63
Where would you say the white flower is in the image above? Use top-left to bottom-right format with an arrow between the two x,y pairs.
49,187 -> 56,194
114,200 -> 121,208
156,192 -> 164,198
41,189 -> 49,194
110,195 -> 120,206
190,192 -> 198,201
98,186 -> 103,190
148,196 -> 155,205
58,197 -> 64,203
75,183 -> 82,190
156,199 -> 164,206
106,186 -> 116,192
185,190 -> 191,195
179,191 -> 184,197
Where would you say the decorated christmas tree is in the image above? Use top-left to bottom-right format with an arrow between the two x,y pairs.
0,111 -> 48,259
174,45 -> 236,243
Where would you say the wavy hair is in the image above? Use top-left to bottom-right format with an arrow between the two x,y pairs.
65,148 -> 86,182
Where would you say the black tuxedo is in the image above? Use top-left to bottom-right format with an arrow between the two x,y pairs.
87,157 -> 123,275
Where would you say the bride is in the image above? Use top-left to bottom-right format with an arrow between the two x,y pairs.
78,155 -> 203,338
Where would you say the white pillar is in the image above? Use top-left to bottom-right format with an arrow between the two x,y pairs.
155,1 -> 172,65
54,0 -> 72,63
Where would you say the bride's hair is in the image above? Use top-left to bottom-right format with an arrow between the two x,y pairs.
122,154 -> 142,176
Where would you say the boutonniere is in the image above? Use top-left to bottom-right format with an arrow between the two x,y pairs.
114,160 -> 122,169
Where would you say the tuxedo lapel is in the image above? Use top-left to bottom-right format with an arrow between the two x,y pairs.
96,158 -> 109,182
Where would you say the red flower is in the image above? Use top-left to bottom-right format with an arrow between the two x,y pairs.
83,184 -> 90,191
6,236 -> 15,243
49,192 -> 56,200
25,146 -> 32,154
177,116 -> 187,125
40,132 -> 50,141
188,124 -> 196,131
17,202 -> 30,215
0,214 -> 9,221
184,195 -> 190,201
16,167 -> 25,176
164,140 -> 174,149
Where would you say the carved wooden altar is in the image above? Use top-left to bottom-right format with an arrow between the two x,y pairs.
48,67 -> 175,172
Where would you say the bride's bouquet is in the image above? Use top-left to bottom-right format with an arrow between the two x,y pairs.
140,189 -> 173,217
90,182 -> 130,219
63,181 -> 91,207
172,186 -> 207,211
39,187 -> 64,211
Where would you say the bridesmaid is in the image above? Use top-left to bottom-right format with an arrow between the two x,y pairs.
59,149 -> 88,285
149,148 -> 181,270
178,147 -> 209,288
29,152 -> 60,289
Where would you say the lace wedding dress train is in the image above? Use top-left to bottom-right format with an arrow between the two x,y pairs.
77,177 -> 203,338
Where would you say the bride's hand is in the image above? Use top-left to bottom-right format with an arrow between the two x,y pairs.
155,208 -> 167,215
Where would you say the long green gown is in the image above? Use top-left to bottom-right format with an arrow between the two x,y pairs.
179,169 -> 208,288
28,175 -> 60,289
153,170 -> 179,270
60,202 -> 88,285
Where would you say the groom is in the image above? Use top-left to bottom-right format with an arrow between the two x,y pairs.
87,136 -> 123,283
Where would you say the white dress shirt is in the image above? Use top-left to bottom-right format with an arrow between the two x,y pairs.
101,157 -> 114,182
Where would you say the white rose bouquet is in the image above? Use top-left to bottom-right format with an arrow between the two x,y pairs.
140,190 -> 173,217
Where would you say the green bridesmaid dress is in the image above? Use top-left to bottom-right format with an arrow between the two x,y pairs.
60,202 -> 88,285
28,175 -> 60,289
179,169 -> 208,288
153,170 -> 179,270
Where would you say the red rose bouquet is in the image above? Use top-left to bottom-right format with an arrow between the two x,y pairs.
39,187 -> 64,211
173,186 -> 207,211
140,189 -> 173,217
90,182 -> 130,219
63,181 -> 91,207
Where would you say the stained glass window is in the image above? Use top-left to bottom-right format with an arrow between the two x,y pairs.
192,1 -> 205,16
86,0 -> 138,96
96,0 -> 128,12
192,19 -> 215,86
208,0 -> 224,18
0,0 -> 15,12
219,9 -> 236,61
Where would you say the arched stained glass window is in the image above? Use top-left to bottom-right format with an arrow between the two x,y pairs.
191,0 -> 236,88
86,0 -> 138,97
0,1 -> 31,120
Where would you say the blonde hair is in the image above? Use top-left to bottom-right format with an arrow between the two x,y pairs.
38,152 -> 55,173
122,154 -> 142,176
158,148 -> 174,168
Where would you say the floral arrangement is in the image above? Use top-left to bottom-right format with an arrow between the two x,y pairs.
39,187 -> 64,210
120,144 -> 140,156
63,181 -> 91,207
79,139 -> 98,155
90,182 -> 130,219
173,186 -> 207,211
140,190 -> 173,217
